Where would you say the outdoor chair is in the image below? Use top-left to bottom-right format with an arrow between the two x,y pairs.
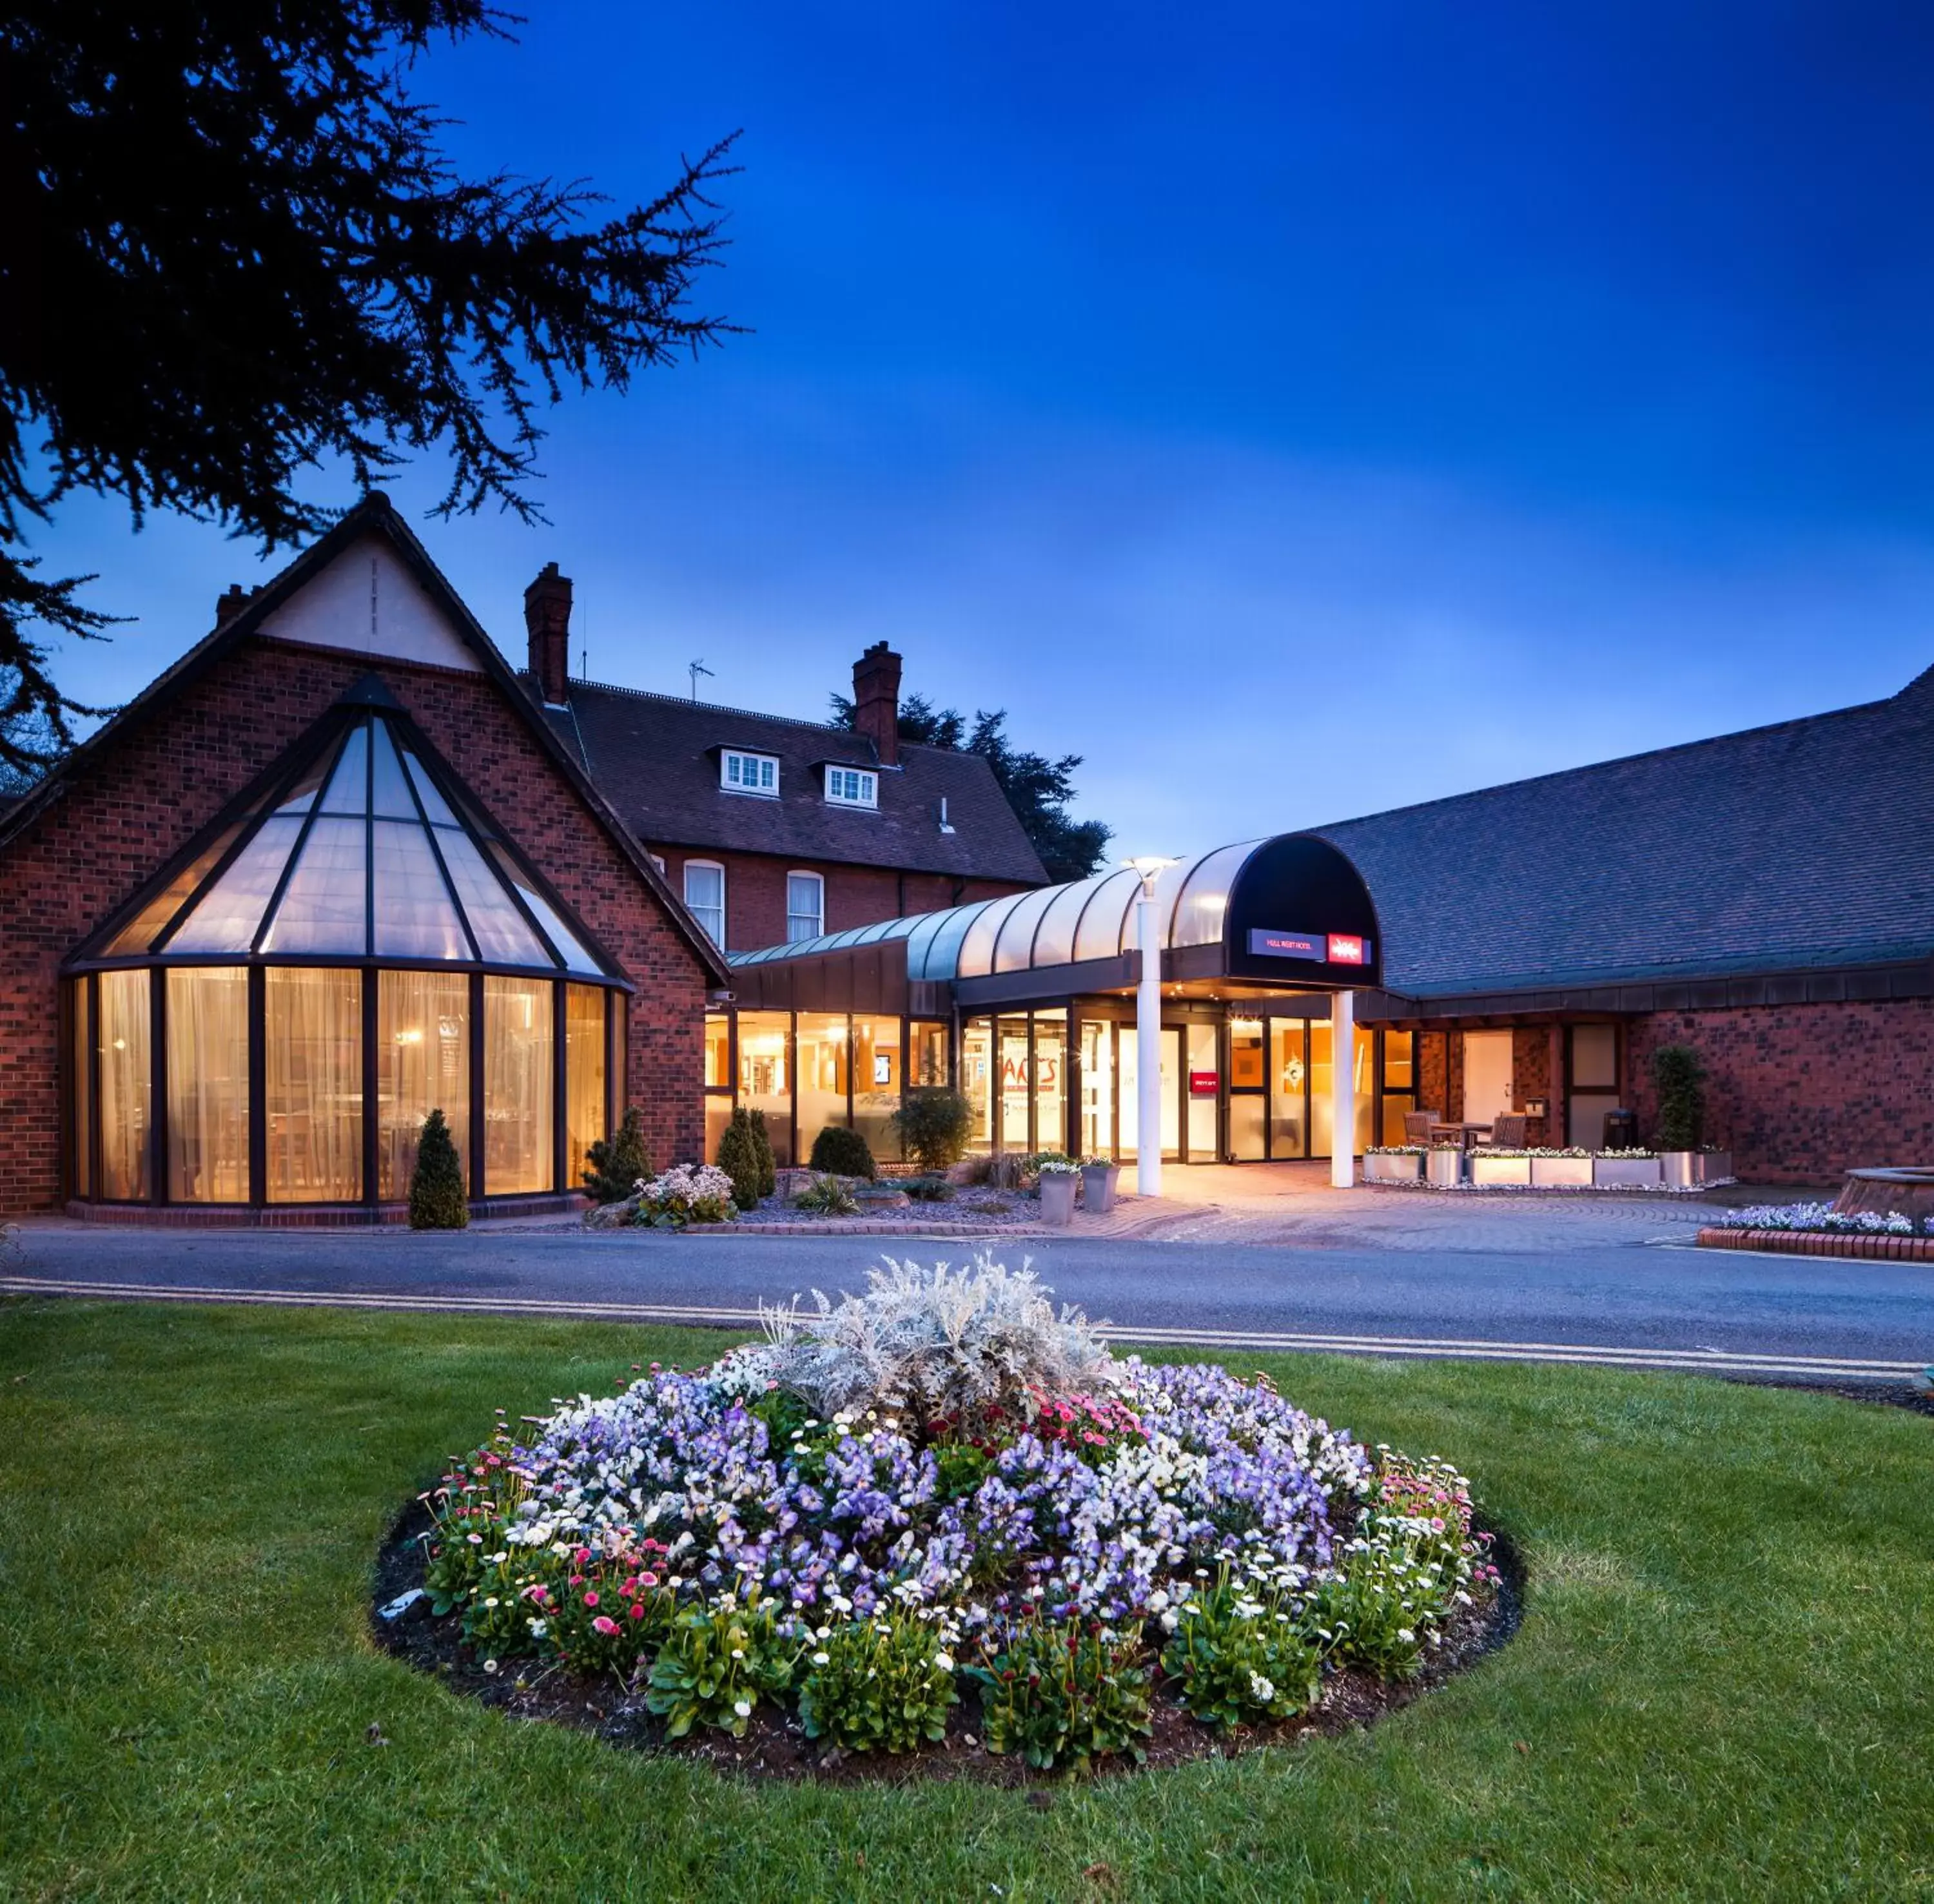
1481,1112 -> 1530,1149
1403,1110 -> 1440,1145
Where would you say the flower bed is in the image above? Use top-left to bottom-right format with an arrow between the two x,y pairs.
395,1256 -> 1503,1777
1696,1201 -> 1934,1261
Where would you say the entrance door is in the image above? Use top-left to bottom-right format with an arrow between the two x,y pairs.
1461,1030 -> 1514,1127
1117,1027 -> 1183,1161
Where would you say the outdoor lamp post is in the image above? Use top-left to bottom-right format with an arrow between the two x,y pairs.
1125,856 -> 1177,1198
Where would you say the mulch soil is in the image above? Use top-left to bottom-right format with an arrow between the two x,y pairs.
371,1499 -> 1523,1785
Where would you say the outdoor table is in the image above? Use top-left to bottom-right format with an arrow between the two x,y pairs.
1437,1122 -> 1493,1149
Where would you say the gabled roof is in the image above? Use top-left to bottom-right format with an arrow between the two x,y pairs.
1318,665 -> 1934,1001
0,495 -> 732,986
536,680 -> 1051,886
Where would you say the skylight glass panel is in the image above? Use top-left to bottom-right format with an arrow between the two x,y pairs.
106,824 -> 244,954
435,828 -> 551,967
318,723 -> 369,814
1072,869 -> 1140,963
1172,842 -> 1260,948
401,746 -> 461,828
166,816 -> 306,952
271,746 -> 337,817
372,821 -> 471,960
369,719 -> 418,820
260,817 -> 368,954
487,845 -> 601,975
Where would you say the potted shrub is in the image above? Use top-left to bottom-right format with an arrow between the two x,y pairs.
1593,1150 -> 1662,1188
1037,1158 -> 1079,1226
1425,1144 -> 1464,1188
1469,1148 -> 1532,1187
1363,1146 -> 1425,1184
1650,1044 -> 1708,1187
1529,1149 -> 1593,1188
1080,1155 -> 1121,1212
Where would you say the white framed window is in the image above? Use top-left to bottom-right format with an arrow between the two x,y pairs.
824,766 -> 878,808
684,860 -> 725,945
720,750 -> 778,797
786,871 -> 825,942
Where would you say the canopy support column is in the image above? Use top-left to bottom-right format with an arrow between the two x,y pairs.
1331,989 -> 1356,1188
1136,885 -> 1162,1198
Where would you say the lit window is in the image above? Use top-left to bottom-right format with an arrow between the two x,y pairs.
786,871 -> 825,942
825,766 -> 877,808
721,751 -> 778,796
685,860 -> 725,944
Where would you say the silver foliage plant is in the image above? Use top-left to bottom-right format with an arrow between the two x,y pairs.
757,1252 -> 1116,1427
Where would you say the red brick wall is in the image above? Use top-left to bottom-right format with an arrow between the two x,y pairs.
1628,999 -> 1934,1186
649,843 -> 1030,953
0,635 -> 713,1211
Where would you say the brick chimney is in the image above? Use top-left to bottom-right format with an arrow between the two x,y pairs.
214,583 -> 254,627
852,641 -> 903,768
524,562 -> 573,706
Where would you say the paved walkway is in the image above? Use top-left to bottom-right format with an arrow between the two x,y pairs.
5,1177 -> 1926,1384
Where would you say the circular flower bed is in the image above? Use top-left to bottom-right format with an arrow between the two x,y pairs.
397,1256 -> 1505,1775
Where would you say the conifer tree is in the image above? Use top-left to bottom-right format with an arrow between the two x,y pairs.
583,1106 -> 650,1204
409,1107 -> 468,1229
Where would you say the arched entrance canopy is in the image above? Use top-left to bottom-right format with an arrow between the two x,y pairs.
729,831 -> 1382,1004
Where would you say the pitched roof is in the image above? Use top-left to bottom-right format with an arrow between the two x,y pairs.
0,495 -> 733,986
1318,666 -> 1934,1001
538,679 -> 1051,885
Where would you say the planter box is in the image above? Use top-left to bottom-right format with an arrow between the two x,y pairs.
1426,1149 -> 1465,1188
1365,1152 -> 1425,1184
1080,1162 -> 1120,1214
1699,1151 -> 1734,1185
1594,1156 -> 1662,1188
1039,1172 -> 1077,1226
1530,1156 -> 1594,1188
1470,1154 -> 1532,1187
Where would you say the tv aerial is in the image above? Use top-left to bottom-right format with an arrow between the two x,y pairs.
688,659 -> 714,702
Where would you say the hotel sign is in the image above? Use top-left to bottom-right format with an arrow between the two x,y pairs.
1247,928 -> 1372,967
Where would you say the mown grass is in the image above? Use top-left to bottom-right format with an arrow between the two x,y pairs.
0,1297 -> 1929,1902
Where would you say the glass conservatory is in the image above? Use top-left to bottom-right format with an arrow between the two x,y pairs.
63,683 -> 626,1213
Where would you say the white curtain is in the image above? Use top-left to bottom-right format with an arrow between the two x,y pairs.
264,968 -> 362,1201
97,969 -> 151,1200
166,967 -> 250,1201
377,970 -> 469,1199
563,984 -> 606,1190
484,976 -> 553,1195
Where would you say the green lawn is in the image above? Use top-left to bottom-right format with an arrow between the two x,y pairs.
1,1299 -> 1929,1903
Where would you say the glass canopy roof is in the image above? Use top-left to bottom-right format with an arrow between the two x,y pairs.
729,839 -> 1273,982
101,710 -> 606,975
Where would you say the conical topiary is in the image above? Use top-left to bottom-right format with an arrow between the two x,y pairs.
748,1107 -> 777,1197
409,1107 -> 469,1229
583,1105 -> 652,1204
717,1107 -> 762,1212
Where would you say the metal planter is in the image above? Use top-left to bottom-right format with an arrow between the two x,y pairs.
1426,1148 -> 1465,1188
1470,1154 -> 1533,1187
1039,1172 -> 1078,1226
1080,1163 -> 1120,1214
1365,1152 -> 1425,1183
1593,1156 -> 1662,1188
1530,1156 -> 1594,1188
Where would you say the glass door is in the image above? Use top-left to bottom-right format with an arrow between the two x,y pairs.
1267,1019 -> 1307,1159
1229,1016 -> 1266,1160
1079,1018 -> 1115,1160
1186,1022 -> 1218,1161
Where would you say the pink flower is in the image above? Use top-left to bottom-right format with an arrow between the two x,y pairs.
582,1590 -> 600,1607
629,1602 -> 645,1621
592,1615 -> 620,1637
638,1571 -> 659,1589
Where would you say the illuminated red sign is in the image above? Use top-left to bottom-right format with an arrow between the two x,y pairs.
1189,1070 -> 1218,1096
1326,934 -> 1367,966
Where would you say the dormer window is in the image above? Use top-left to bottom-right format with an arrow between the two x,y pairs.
825,766 -> 878,808
721,750 -> 778,797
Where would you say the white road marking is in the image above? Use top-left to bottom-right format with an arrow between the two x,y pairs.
2,1274 -> 1920,1381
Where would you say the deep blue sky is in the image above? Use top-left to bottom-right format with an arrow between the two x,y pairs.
37,1 -> 1934,854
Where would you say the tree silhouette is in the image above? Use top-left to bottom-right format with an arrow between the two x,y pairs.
0,0 -> 736,777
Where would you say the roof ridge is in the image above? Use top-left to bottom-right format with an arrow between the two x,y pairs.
1314,689 -> 1902,836
556,674 -> 973,759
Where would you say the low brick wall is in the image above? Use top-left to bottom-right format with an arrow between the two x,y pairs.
1697,1225 -> 1934,1262
61,1193 -> 587,1229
